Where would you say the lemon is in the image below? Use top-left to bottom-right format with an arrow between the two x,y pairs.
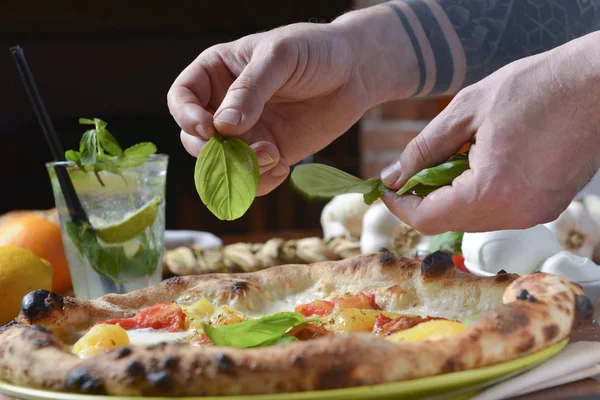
386,320 -> 466,343
94,196 -> 162,244
0,246 -> 53,325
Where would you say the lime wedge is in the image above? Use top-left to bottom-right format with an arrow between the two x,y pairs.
94,196 -> 162,243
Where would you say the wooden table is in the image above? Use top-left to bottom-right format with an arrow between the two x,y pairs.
2,230 -> 599,399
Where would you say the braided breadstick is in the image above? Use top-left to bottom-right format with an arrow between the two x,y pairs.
163,237 -> 361,276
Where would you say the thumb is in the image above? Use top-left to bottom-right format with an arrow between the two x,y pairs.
213,55 -> 291,136
380,99 -> 476,189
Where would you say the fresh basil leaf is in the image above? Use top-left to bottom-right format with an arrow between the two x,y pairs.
397,156 -> 469,196
258,335 -> 299,347
93,118 -> 108,130
65,221 -> 159,282
428,231 -> 464,255
194,134 -> 259,221
79,130 -> 97,166
97,128 -> 123,156
363,177 -> 390,205
65,150 -> 81,163
290,164 -> 389,203
79,118 -> 96,125
200,312 -> 305,348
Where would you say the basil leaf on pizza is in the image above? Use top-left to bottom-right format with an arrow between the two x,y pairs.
194,133 -> 259,221
200,312 -> 305,348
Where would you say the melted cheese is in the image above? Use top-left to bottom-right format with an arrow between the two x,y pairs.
125,329 -> 194,345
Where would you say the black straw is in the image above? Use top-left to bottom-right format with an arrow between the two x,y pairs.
10,45 -> 90,227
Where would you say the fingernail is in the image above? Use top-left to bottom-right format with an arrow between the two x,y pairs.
257,152 -> 275,167
270,164 -> 288,178
214,108 -> 241,125
194,124 -> 205,137
380,160 -> 402,186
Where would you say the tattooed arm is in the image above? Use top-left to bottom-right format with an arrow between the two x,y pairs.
334,0 -> 600,98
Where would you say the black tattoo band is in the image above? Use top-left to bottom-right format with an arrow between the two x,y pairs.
401,0 -> 454,95
385,2 -> 427,96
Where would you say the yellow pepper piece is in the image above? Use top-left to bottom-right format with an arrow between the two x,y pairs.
386,320 -> 466,343
72,324 -> 130,358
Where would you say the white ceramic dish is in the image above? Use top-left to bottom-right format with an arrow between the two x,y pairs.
164,230 -> 222,250
580,280 -> 600,304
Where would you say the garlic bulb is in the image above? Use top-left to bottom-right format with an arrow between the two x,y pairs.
360,202 -> 423,254
544,201 -> 600,259
320,193 -> 372,240
582,195 -> 600,264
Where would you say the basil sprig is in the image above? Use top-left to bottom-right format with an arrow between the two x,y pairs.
194,134 -> 259,221
396,154 -> 469,196
290,164 -> 389,205
290,153 -> 470,205
200,312 -> 305,348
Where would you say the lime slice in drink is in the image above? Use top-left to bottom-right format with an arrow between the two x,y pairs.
94,196 -> 162,243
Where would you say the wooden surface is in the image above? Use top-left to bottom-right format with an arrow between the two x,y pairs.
1,231 -> 599,399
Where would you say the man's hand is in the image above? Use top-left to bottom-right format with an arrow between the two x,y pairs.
381,32 -> 600,235
167,6 -> 420,196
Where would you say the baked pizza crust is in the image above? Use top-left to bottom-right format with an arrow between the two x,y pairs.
0,250 -> 593,396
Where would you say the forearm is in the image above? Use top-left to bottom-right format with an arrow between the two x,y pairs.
334,0 -> 600,102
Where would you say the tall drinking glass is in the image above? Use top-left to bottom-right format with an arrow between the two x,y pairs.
46,155 -> 168,300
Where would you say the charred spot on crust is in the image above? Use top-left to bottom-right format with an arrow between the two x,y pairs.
421,251 -> 453,278
292,355 -> 306,367
231,281 -> 248,293
0,319 -> 17,333
379,250 -> 395,266
441,357 -> 464,374
351,261 -> 360,270
147,371 -> 170,388
32,338 -> 55,348
116,347 -> 132,359
66,368 -> 105,394
494,273 -> 513,283
21,290 -> 63,320
162,355 -> 180,370
497,269 -> 507,275
214,353 -> 235,370
31,325 -> 52,334
377,247 -> 390,253
493,308 -> 530,335
516,289 -> 536,302
124,360 -> 145,378
543,324 -> 559,341
517,336 -> 536,353
165,276 -> 184,286
573,295 -> 594,329
317,364 -> 355,390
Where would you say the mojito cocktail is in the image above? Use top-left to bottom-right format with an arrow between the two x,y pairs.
46,119 -> 168,299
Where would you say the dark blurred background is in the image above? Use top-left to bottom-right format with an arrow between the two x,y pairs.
0,0 -> 360,237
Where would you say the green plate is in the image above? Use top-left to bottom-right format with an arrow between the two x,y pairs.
0,340 -> 568,400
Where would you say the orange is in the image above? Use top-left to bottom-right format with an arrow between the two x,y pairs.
0,214 -> 71,294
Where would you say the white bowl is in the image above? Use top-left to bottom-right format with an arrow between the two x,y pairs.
580,280 -> 600,304
164,230 -> 223,250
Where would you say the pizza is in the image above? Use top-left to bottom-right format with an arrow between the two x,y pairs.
0,250 -> 593,397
